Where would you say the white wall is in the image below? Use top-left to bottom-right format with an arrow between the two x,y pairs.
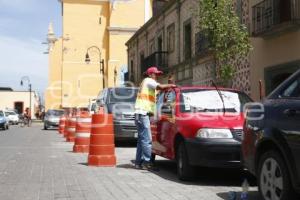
0,91 -> 38,119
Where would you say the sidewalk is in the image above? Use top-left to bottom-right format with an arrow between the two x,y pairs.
0,125 -> 261,200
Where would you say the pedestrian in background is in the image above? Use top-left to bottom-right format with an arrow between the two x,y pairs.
134,67 -> 176,170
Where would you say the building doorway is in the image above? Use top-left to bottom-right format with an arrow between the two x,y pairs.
279,0 -> 291,23
14,102 -> 24,114
157,36 -> 163,52
184,21 -> 192,60
265,62 -> 300,94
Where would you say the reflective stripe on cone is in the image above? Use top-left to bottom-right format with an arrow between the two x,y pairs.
73,114 -> 91,153
76,132 -> 90,138
77,118 -> 92,123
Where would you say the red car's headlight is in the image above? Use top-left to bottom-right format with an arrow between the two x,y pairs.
196,128 -> 233,139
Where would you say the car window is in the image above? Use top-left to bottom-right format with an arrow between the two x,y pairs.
108,88 -> 138,103
91,103 -> 97,111
0,111 -> 4,117
103,89 -> 108,103
96,89 -> 105,105
165,90 -> 176,104
281,77 -> 300,98
180,89 -> 252,113
155,92 -> 165,117
47,110 -> 64,116
156,91 -> 165,108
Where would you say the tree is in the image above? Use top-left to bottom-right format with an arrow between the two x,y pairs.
196,0 -> 252,86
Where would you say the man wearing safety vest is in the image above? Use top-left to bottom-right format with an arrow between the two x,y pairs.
135,66 -> 176,170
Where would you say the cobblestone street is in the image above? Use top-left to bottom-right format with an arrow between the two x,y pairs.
0,124 -> 262,200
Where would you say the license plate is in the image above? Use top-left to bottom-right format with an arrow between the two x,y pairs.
134,132 -> 138,138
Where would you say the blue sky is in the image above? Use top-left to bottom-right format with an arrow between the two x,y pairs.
0,0 -> 62,98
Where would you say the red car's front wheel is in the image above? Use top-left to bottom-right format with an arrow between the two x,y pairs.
176,141 -> 195,181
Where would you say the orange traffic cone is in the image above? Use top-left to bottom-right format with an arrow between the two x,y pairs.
58,116 -> 66,135
88,113 -> 116,167
66,116 -> 76,142
63,117 -> 69,138
73,112 -> 91,153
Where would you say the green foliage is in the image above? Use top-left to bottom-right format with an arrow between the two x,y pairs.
219,64 -> 236,86
197,0 -> 252,85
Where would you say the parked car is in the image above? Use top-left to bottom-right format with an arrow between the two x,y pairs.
5,110 -> 19,125
44,109 -> 64,130
151,86 -> 252,180
88,99 -> 97,115
96,87 -> 138,141
0,110 -> 9,130
242,69 -> 300,200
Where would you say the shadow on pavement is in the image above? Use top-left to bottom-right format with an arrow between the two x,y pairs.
117,157 -> 258,187
150,159 -> 257,187
78,162 -> 88,166
116,158 -> 263,199
115,140 -> 137,148
152,159 -> 262,199
217,191 -> 262,200
40,128 -> 58,131
117,163 -> 137,169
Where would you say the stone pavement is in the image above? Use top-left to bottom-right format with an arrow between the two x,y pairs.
0,124 -> 262,200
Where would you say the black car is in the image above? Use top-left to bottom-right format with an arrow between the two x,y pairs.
0,110 -> 9,130
242,69 -> 300,200
96,87 -> 138,141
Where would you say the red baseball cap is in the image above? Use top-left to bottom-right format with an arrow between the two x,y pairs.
146,67 -> 163,75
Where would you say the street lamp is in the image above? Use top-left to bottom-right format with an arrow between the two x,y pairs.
85,46 -> 105,89
20,76 -> 32,117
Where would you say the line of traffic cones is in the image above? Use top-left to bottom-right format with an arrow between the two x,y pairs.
57,108 -> 117,167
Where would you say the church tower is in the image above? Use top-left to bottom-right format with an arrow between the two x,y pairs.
45,0 -> 153,109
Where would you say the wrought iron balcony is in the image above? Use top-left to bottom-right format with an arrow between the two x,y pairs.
252,0 -> 300,37
141,51 -> 168,75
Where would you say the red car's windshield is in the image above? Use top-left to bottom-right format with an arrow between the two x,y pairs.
180,89 -> 252,113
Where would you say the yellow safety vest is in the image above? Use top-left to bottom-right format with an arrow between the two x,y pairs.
135,78 -> 156,114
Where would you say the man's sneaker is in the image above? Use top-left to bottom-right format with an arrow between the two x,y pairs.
141,163 -> 159,172
134,164 -> 142,170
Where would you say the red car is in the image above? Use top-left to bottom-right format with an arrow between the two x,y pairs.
151,86 -> 252,180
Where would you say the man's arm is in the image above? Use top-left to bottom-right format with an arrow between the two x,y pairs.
156,84 -> 176,90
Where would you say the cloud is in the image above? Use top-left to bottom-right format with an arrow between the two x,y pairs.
0,0 -> 62,100
0,34 -> 48,93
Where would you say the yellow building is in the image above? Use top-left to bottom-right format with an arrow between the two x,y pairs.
45,0 -> 153,110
